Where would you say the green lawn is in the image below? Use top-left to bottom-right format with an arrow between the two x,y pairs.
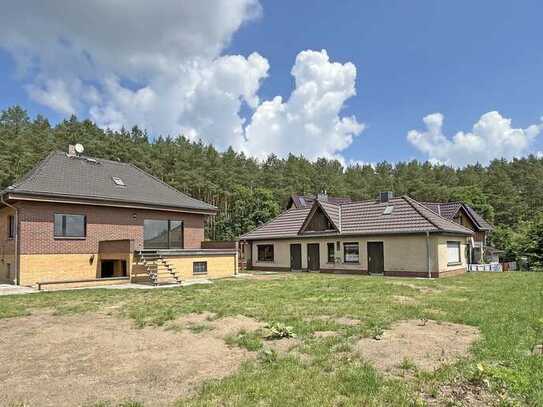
1,272 -> 542,406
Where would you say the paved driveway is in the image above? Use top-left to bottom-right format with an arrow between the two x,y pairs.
0,284 -> 38,296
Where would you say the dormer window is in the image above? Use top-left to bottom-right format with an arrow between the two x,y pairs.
112,176 -> 125,187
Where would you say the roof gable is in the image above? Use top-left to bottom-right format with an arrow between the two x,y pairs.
299,201 -> 340,234
3,151 -> 216,212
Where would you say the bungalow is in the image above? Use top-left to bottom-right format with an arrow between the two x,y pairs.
239,192 -> 474,278
0,146 -> 237,288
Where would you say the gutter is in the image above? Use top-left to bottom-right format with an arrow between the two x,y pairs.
0,193 -> 19,285
426,231 -> 432,279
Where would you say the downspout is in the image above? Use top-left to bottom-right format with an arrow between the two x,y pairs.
426,231 -> 431,279
1,193 -> 19,285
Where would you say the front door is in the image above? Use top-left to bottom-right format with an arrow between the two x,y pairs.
367,242 -> 384,275
307,243 -> 320,271
290,244 -> 302,271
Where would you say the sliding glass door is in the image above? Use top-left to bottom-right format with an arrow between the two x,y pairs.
144,219 -> 183,249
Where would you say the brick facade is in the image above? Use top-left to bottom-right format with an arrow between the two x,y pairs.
17,201 -> 205,255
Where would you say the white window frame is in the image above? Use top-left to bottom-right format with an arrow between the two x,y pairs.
447,241 -> 461,265
343,242 -> 360,264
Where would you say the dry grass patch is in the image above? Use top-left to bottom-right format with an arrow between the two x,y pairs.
0,311 -> 259,406
314,330 -> 340,338
355,319 -> 480,374
392,295 -> 419,305
390,282 -> 442,294
422,382 -> 499,406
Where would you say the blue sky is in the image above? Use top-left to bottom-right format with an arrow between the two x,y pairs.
1,1 -> 542,165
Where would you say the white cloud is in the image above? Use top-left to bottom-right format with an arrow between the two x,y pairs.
243,50 -> 364,160
0,2 -> 363,160
407,111 -> 542,166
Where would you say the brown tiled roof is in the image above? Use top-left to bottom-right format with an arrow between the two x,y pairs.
241,207 -> 312,240
240,196 -> 473,240
289,194 -> 352,208
464,205 -> 493,231
420,201 -> 493,231
420,202 -> 462,219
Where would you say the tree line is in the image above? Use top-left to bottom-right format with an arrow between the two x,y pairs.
1,106 -> 541,267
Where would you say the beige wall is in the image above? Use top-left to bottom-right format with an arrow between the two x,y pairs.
19,252 -> 132,286
21,251 -> 236,286
167,254 -> 237,280
436,235 -> 469,272
250,233 -> 469,276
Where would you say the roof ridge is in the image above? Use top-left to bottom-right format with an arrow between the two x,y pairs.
402,196 -> 440,231
127,162 -> 216,210
405,196 -> 473,234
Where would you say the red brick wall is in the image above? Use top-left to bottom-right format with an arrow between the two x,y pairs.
18,201 -> 206,255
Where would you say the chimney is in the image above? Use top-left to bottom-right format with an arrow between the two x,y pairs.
378,191 -> 394,203
67,144 -> 76,157
317,190 -> 328,202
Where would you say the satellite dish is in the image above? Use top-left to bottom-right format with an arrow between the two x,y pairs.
74,143 -> 84,154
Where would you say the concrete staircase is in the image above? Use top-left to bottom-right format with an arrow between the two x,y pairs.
136,251 -> 180,285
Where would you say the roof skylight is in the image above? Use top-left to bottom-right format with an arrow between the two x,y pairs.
112,176 -> 125,187
383,205 -> 394,215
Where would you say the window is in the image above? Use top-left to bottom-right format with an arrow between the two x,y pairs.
144,219 -> 184,249
112,176 -> 125,186
327,242 -> 335,263
447,241 -> 461,265
54,214 -> 86,238
383,205 -> 394,215
344,242 -> 360,263
257,245 -> 274,262
193,261 -> 208,274
7,215 -> 15,239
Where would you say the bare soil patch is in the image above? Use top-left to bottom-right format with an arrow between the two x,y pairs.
209,314 -> 265,338
265,337 -> 301,353
304,315 -> 361,326
0,311 -> 258,406
170,313 -> 264,339
334,317 -> 361,326
355,319 -> 480,374
422,382 -> 499,406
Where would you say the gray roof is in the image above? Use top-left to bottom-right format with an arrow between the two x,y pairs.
3,151 -> 216,212
240,195 -> 473,240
